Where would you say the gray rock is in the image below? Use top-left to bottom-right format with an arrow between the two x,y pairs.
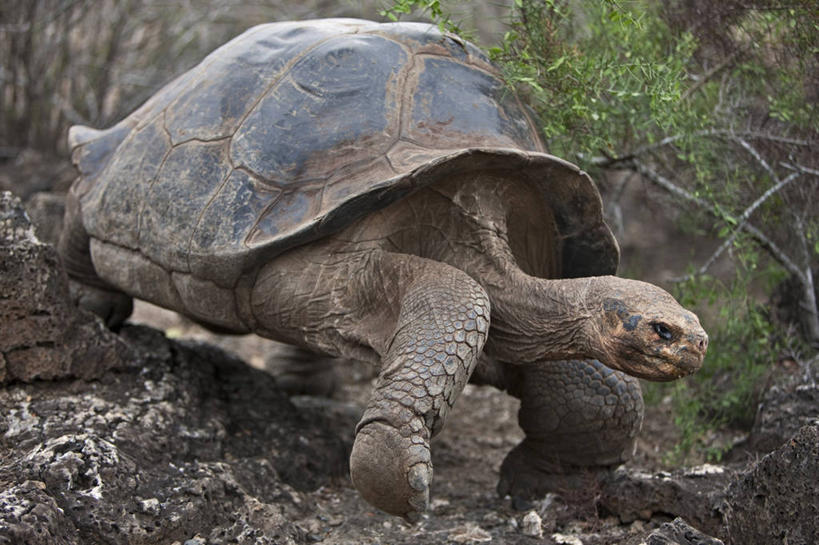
0,191 -> 129,383
748,377 -> 819,454
0,324 -> 350,544
0,480 -> 79,545
520,510 -> 542,538
598,465 -> 730,537
644,517 -> 723,545
724,422 -> 819,545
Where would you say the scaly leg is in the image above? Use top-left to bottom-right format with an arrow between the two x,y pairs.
350,254 -> 490,520
484,359 -> 643,500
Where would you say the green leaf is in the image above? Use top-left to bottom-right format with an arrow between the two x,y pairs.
547,56 -> 567,72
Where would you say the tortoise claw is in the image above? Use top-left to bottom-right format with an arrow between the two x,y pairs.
498,439 -> 610,504
69,280 -> 133,329
350,420 -> 431,521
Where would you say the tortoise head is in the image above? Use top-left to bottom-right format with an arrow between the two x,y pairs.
593,277 -> 708,381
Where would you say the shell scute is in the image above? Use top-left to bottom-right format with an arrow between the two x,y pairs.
409,57 -> 540,151
129,68 -> 201,130
231,34 -> 407,183
375,22 -> 489,66
164,65 -> 269,144
139,140 -> 232,271
189,169 -> 280,281
82,117 -> 170,250
247,187 -> 322,247
163,22 -> 352,144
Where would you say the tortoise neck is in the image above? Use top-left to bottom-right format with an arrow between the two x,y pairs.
485,268 -> 608,364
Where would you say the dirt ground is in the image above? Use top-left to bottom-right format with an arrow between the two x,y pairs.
130,301 -> 698,545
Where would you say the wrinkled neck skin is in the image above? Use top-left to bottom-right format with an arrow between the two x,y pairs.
484,269 -> 607,365
347,171 -> 616,366
486,266 -> 707,380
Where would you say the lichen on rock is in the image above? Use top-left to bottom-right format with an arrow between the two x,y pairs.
0,325 -> 349,544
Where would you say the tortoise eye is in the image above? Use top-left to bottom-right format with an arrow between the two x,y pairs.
653,322 -> 673,341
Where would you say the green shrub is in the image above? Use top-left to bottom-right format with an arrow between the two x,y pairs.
645,266 -> 783,462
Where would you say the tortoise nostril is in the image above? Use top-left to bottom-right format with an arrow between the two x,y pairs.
697,334 -> 709,352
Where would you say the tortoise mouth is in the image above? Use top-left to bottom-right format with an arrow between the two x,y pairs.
603,329 -> 706,382
625,351 -> 704,382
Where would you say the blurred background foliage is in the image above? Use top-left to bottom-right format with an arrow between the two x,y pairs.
1,0 -> 817,462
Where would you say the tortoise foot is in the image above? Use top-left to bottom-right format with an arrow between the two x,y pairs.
69,280 -> 133,329
267,346 -> 339,397
350,420 -> 431,521
497,439 -> 610,504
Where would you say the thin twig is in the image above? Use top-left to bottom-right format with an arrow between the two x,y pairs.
670,235 -> 733,283
736,171 -> 800,226
734,137 -> 777,181
783,162 -> 819,178
582,129 -> 812,167
671,170 -> 801,281
793,211 -> 819,348
626,159 -> 807,284
681,49 -> 742,102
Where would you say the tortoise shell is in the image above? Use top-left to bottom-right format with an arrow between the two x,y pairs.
69,18 -> 618,286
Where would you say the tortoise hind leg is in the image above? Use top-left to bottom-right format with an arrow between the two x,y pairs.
349,253 -> 491,520
58,186 -> 133,329
267,345 -> 339,397
494,358 -> 644,501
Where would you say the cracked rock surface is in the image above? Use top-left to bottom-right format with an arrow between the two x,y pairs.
747,369 -> 819,454
0,325 -> 349,545
724,422 -> 819,545
640,517 -> 724,545
0,191 -> 128,383
0,194 -> 349,543
598,464 -> 731,537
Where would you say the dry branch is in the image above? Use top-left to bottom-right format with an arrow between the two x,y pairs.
591,153 -> 819,347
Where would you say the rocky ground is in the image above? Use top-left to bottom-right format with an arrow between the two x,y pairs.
1,180 -> 818,544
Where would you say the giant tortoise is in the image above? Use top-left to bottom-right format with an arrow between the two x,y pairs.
59,19 -> 708,520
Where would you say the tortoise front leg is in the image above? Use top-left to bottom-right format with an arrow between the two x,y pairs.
350,257 -> 490,520
478,359 -> 643,501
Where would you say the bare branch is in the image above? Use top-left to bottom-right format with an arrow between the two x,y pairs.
626,158 -> 808,284
736,171 -> 800,226
681,48 -> 742,102
582,129 -> 812,168
628,158 -> 709,206
671,235 -> 734,283
783,162 -> 819,178
672,170 -> 802,281
734,137 -> 777,181
793,210 -> 819,347
717,131 -> 810,146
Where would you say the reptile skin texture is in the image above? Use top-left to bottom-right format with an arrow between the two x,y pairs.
350,269 -> 490,519
498,358 -> 644,499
